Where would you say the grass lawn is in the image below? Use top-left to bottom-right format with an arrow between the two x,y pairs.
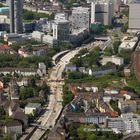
67,74 -> 122,89
126,75 -> 140,94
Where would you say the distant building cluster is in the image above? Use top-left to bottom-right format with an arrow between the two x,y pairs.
0,0 -> 139,47
0,0 -> 116,47
31,7 -> 90,47
63,85 -> 140,134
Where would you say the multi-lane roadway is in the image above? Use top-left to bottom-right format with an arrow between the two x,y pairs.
20,40 -> 109,140
29,47 -> 84,140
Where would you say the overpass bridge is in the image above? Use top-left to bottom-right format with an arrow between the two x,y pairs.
94,36 -> 110,41
30,123 -> 50,131
52,50 -> 70,65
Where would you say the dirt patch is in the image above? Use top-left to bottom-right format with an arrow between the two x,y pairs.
132,51 -> 140,82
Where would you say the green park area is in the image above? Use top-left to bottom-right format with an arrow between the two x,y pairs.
69,124 -> 123,140
23,10 -> 54,22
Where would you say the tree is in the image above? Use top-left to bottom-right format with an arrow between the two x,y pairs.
2,134 -> 12,140
78,48 -> 88,56
23,10 -> 34,20
106,62 -> 115,67
119,49 -> 131,65
123,86 -> 135,92
63,91 -> 73,106
30,78 -> 36,87
110,100 -> 121,115
19,87 -> 34,100
0,3 -> 5,7
71,57 -> 83,67
0,106 -> 5,117
69,125 -> 77,138
77,125 -> 86,139
23,10 -> 53,21
121,23 -> 128,33
87,133 -> 97,140
60,42 -> 74,51
68,71 -> 90,80
10,44 -> 20,52
113,40 -> 121,55
104,47 -> 113,56
62,85 -> 74,106
41,83 -> 50,94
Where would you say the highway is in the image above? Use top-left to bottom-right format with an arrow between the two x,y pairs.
27,39 -> 111,139
29,48 -> 84,140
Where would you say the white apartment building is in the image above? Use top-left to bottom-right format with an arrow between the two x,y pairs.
32,31 -> 57,47
129,1 -> 140,31
42,34 -> 58,47
32,19 -> 70,46
101,56 -> 124,66
107,117 -> 124,131
4,121 -> 22,134
122,113 -> 140,133
32,31 -> 44,42
25,103 -> 41,115
55,13 -> 68,20
107,113 -> 140,133
71,7 -> 90,31
0,68 -> 37,76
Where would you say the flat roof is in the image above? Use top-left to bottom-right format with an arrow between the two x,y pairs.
26,103 -> 41,108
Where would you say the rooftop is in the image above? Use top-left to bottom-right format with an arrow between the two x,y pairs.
54,19 -> 69,24
119,100 -> 136,104
72,7 -> 90,12
92,65 -> 116,72
119,36 -> 138,49
26,103 -> 41,108
0,44 -> 9,50
0,67 -> 36,72
5,120 -> 22,127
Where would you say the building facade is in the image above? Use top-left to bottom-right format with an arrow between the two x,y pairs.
107,117 -> 124,131
91,1 -> 113,25
118,100 -> 137,113
25,103 -> 41,115
71,7 -> 90,31
53,19 -> 70,44
9,0 -> 23,33
101,56 -> 124,66
129,1 -> 140,31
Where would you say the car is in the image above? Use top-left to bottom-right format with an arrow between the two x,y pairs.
49,125 -> 52,128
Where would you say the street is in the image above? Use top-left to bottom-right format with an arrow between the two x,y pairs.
29,47 -> 84,140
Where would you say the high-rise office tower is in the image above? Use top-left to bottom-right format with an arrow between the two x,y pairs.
9,0 -> 14,33
71,7 -> 90,31
14,0 -> 23,33
90,0 -> 113,25
9,0 -> 23,33
53,19 -> 70,43
129,0 -> 140,31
